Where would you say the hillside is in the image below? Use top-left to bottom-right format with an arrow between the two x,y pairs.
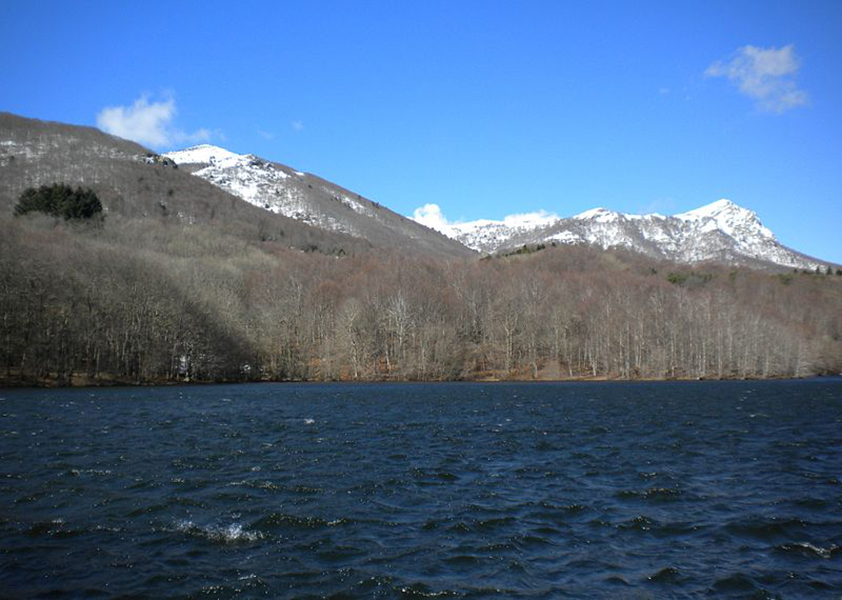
1,210 -> 840,386
1,112 -> 840,386
0,113 -> 466,257
162,144 -> 473,257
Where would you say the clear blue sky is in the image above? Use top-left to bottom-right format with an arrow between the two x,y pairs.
2,0 -> 840,262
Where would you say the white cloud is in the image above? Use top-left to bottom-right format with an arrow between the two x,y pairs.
705,44 -> 808,113
257,129 -> 275,140
96,95 -> 216,148
291,120 -> 304,132
412,203 -> 452,233
411,204 -> 559,235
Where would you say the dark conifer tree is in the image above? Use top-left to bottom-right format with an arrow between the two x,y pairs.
14,184 -> 102,220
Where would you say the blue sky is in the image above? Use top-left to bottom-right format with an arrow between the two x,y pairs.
2,0 -> 840,262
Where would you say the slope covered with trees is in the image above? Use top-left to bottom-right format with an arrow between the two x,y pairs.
1,214 -> 839,386
1,112 -> 839,386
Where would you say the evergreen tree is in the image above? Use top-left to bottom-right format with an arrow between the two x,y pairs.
14,184 -> 102,220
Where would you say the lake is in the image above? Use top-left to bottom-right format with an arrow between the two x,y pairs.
1,380 -> 841,598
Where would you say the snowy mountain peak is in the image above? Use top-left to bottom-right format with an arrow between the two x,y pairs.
676,198 -> 773,240
416,199 -> 820,269
574,207 -> 620,222
164,144 -> 241,165
676,198 -> 744,221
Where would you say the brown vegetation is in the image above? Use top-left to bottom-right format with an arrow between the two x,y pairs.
2,214 -> 840,386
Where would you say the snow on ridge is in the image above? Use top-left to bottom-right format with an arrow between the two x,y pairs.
163,144 -> 362,236
413,208 -> 560,242
573,207 -> 610,220
500,210 -> 559,228
676,198 -> 774,240
675,198 -> 739,220
164,144 -> 241,165
573,207 -> 623,223
163,143 -> 809,268
412,198 -> 814,267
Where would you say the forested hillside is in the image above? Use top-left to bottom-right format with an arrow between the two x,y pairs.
2,213 -> 840,386
1,112 -> 840,386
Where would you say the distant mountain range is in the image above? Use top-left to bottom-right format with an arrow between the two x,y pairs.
416,199 -> 827,270
165,143 -> 829,270
0,114 -> 835,271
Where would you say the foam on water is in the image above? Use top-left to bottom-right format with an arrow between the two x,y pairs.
173,520 -> 263,543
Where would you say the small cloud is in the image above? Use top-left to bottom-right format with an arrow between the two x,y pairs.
658,86 -> 671,96
257,130 -> 275,140
411,204 -> 558,234
96,94 -> 218,148
705,44 -> 808,113
412,203 -> 452,233
291,120 -> 304,132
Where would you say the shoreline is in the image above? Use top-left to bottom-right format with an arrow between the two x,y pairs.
2,373 -> 837,390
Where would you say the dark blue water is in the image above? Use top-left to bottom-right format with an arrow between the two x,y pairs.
1,380 -> 841,598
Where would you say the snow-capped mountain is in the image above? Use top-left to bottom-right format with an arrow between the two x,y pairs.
0,113 -> 378,255
416,199 -> 827,270
162,143 -> 830,270
5,113 -> 833,270
163,145 -> 472,257
162,141 -> 830,271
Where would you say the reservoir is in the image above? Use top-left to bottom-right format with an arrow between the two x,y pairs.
1,380 -> 841,597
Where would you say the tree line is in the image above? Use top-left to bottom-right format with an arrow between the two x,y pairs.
1,212 -> 840,386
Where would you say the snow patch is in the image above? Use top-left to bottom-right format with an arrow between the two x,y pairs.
164,144 -> 240,165
574,207 -> 610,220
548,230 -> 580,244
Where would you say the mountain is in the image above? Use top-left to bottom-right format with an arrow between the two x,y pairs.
0,112 -> 372,255
163,144 -> 472,257
3,113 -> 841,386
2,112 -> 832,270
421,200 -> 830,270
0,114 -> 470,258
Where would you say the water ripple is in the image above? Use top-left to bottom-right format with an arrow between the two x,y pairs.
1,379 -> 841,597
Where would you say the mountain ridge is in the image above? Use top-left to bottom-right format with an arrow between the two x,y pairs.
2,115 -> 841,386
163,144 -> 473,258
164,142 -> 832,270
0,112 -> 377,256
2,113 -> 833,271
413,198 -> 830,270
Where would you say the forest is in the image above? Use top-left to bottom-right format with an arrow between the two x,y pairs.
2,210 -> 840,386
